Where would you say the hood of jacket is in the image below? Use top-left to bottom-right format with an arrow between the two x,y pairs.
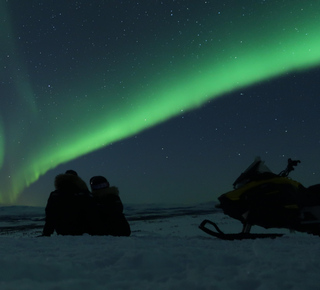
54,173 -> 89,195
92,186 -> 119,198
92,186 -> 123,209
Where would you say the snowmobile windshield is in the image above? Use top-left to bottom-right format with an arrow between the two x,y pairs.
233,157 -> 273,189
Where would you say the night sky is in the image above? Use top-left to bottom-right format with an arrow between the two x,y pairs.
1,1 -> 320,206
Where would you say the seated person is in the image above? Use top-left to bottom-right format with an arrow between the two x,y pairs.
88,176 -> 131,236
42,170 -> 92,236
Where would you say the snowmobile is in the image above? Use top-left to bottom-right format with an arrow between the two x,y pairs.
199,157 -> 320,240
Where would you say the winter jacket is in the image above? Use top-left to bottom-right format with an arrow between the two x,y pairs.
42,174 -> 93,236
87,186 -> 131,236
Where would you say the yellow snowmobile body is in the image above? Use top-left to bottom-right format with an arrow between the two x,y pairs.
218,173 -> 303,229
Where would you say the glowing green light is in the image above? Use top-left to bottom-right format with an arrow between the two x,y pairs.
1,1 -> 320,203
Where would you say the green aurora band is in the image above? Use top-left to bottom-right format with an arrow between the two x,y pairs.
1,1 -> 320,203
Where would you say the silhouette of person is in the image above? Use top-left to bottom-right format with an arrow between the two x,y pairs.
42,170 -> 92,236
87,176 -> 131,236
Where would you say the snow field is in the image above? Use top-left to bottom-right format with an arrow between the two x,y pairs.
0,213 -> 320,289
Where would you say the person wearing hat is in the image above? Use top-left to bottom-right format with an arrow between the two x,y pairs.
42,170 -> 93,236
88,176 -> 131,236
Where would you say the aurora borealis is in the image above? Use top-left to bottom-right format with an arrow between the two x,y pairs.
1,1 -> 320,205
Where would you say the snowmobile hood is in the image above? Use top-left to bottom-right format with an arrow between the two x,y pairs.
221,176 -> 303,202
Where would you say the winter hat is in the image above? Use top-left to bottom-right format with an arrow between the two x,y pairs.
90,176 -> 110,190
65,170 -> 78,176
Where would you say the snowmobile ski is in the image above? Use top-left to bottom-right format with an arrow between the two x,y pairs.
199,220 -> 284,240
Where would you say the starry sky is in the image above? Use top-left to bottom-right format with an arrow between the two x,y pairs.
1,0 -> 320,206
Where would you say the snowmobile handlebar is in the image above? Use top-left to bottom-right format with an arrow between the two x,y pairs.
279,158 -> 301,177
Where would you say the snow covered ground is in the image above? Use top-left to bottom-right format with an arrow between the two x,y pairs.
0,203 -> 320,290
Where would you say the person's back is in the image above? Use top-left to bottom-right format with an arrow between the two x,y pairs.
88,176 -> 131,236
42,171 -> 92,236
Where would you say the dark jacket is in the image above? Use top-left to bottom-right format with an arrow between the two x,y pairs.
87,186 -> 131,236
42,174 -> 93,236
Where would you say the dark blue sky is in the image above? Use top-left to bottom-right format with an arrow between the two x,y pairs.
19,67 -> 320,206
1,1 -> 320,206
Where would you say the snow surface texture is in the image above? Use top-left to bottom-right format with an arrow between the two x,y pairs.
0,204 -> 320,290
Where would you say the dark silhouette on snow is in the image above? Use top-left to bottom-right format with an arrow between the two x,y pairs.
87,176 -> 131,236
200,157 -> 320,240
42,170 -> 92,236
